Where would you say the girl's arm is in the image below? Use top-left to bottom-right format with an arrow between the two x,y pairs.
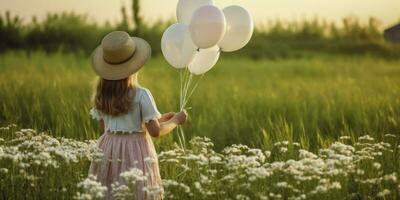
158,112 -> 175,123
145,111 -> 187,138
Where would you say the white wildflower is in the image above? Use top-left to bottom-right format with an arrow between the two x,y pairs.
264,151 -> 271,158
339,136 -> 351,140
377,189 -> 390,197
373,162 -> 381,170
358,135 -> 374,142
74,175 -> 106,200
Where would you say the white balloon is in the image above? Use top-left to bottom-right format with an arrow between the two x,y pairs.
161,23 -> 197,69
188,45 -> 220,75
176,0 -> 214,24
189,5 -> 226,49
218,5 -> 253,52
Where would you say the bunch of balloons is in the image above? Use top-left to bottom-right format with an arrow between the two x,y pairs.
162,0 -> 253,75
162,0 -> 253,109
161,0 -> 253,152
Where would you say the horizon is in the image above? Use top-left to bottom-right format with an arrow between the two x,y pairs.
0,0 -> 399,28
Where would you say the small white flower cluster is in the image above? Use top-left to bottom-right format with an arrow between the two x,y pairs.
1,125 -> 399,199
111,168 -> 148,199
0,127 -> 103,180
157,135 -> 400,199
76,167 -> 163,200
74,175 -> 107,200
161,179 -> 191,198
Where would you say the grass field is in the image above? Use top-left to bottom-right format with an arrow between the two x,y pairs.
0,51 -> 400,199
0,51 -> 399,151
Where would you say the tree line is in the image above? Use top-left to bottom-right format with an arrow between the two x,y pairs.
0,1 -> 399,59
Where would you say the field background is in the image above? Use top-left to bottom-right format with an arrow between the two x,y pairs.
0,51 -> 399,152
1,51 -> 400,199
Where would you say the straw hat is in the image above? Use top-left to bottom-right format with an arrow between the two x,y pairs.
91,31 -> 151,80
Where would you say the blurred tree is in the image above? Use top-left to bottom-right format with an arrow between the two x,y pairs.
0,11 -> 24,51
0,10 -> 398,58
132,0 -> 143,35
367,17 -> 381,40
25,12 -> 112,54
117,5 -> 130,32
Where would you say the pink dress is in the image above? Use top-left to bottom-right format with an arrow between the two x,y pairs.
88,87 -> 164,200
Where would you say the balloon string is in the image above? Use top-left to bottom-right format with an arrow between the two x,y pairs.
180,69 -> 188,108
176,67 -> 192,151
183,68 -> 190,100
179,122 -> 186,152
181,47 -> 216,109
181,72 -> 193,111
176,47 -> 220,178
184,74 -> 193,104
182,74 -> 204,109
177,69 -> 187,151
176,69 -> 189,178
180,68 -> 190,109
179,69 -> 193,177
179,69 -> 183,108
176,126 -> 184,149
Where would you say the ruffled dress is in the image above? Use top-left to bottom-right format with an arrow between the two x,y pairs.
88,87 -> 164,200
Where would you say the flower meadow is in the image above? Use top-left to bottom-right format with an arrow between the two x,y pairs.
0,124 -> 399,199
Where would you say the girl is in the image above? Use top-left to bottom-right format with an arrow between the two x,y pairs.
88,31 -> 187,200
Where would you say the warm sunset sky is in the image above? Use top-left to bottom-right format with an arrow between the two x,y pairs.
1,0 -> 399,27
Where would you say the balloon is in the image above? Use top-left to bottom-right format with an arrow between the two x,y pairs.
161,23 -> 197,69
177,0 -> 214,24
188,45 -> 220,75
218,5 -> 253,52
189,5 -> 226,49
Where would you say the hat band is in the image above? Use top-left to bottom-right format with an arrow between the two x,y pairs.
103,51 -> 135,65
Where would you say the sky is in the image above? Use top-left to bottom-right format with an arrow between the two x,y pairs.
1,0 -> 399,27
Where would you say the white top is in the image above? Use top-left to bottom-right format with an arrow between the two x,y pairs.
89,87 -> 162,133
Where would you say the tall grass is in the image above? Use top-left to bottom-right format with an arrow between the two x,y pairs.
0,51 -> 399,152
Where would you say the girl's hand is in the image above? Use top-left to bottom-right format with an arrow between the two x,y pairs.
173,110 -> 187,125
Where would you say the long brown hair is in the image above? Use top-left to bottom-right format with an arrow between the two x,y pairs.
93,74 -> 137,116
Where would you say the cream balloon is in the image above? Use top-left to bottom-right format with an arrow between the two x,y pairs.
189,5 -> 226,49
161,23 -> 197,69
188,45 -> 220,75
176,0 -> 214,24
218,5 -> 253,52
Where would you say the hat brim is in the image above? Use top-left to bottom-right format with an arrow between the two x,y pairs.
91,37 -> 151,80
